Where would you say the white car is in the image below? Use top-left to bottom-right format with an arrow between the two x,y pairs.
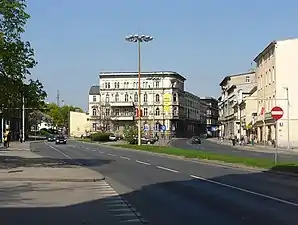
109,135 -> 117,141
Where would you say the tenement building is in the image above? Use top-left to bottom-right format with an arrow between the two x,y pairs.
253,38 -> 298,148
218,71 -> 256,139
87,71 -> 208,138
200,97 -> 219,137
90,71 -> 185,136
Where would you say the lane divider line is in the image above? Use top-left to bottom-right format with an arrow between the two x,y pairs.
44,142 -> 83,166
120,156 -> 131,160
189,174 -> 298,207
108,153 -> 117,157
136,160 -> 150,166
156,166 -> 178,173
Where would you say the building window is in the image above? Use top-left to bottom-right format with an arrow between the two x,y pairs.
155,81 -> 160,88
124,108 -> 129,115
133,82 -> 136,88
143,108 -> 148,116
92,123 -> 97,131
104,82 -> 107,88
106,94 -> 110,102
93,95 -> 96,102
173,93 -> 177,102
155,107 -> 160,116
143,93 -> 148,102
115,93 -> 119,102
155,94 -> 160,102
107,82 -> 110,88
92,108 -> 97,116
245,76 -> 250,83
105,108 -> 110,116
173,107 -> 178,116
124,93 -> 129,102
114,108 -> 120,116
134,92 -> 138,102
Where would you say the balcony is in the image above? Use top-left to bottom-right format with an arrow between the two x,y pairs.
109,101 -> 134,107
110,112 -> 134,121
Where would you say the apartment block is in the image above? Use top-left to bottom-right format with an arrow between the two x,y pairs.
253,38 -> 298,147
218,71 -> 256,139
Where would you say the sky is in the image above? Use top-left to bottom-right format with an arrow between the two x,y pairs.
24,0 -> 298,110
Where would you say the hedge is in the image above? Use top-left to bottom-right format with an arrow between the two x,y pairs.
90,132 -> 110,142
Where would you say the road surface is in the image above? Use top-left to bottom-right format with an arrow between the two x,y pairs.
32,140 -> 298,225
171,138 -> 298,162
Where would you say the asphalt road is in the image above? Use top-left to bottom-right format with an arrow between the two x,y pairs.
171,138 -> 298,162
32,141 -> 298,225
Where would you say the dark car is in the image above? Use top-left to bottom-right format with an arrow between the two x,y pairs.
191,136 -> 201,144
55,135 -> 67,144
47,135 -> 55,142
130,137 -> 156,145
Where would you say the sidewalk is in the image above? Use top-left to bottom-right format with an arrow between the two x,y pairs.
0,145 -> 127,225
206,138 -> 298,155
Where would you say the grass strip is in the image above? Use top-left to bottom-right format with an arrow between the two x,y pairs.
112,144 -> 298,174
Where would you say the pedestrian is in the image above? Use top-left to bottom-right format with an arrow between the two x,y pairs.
231,135 -> 236,146
6,130 -> 11,148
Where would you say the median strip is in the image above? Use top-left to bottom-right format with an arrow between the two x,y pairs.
112,144 -> 298,174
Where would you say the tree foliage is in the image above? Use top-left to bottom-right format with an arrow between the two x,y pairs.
0,0 -> 46,120
45,103 -> 84,127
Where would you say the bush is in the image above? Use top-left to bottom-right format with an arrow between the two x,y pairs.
123,125 -> 140,144
40,128 -> 51,136
90,132 -> 110,142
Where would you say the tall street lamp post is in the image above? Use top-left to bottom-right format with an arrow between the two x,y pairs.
125,34 -> 153,145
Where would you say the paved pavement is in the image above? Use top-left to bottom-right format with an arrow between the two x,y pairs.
170,138 -> 298,162
0,143 -> 141,225
30,140 -> 298,225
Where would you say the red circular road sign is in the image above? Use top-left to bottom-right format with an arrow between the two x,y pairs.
271,106 -> 284,120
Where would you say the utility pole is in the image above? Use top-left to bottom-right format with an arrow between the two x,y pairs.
57,90 -> 60,107
22,95 -> 25,142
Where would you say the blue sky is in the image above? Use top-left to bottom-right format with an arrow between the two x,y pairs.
24,0 -> 298,110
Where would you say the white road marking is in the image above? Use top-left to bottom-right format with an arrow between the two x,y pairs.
115,213 -> 136,217
109,208 -> 130,212
44,142 -> 84,165
108,153 -> 117,157
120,156 -> 130,160
92,149 -> 96,151
120,218 -> 140,223
136,160 -> 150,166
99,151 -> 105,153
156,166 -> 178,173
189,174 -> 298,207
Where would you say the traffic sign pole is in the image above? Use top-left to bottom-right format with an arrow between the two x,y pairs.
271,106 -> 284,165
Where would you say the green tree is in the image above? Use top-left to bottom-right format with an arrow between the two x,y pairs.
45,103 -> 84,127
0,0 -> 46,121
123,125 -> 141,144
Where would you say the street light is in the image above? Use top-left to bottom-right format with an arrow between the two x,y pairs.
125,34 -> 154,145
283,87 -> 290,149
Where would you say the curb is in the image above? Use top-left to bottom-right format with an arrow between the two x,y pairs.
0,177 -> 105,182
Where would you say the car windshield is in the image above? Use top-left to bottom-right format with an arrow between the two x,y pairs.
57,136 -> 65,139
192,136 -> 199,139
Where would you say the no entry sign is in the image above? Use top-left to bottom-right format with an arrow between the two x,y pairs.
271,106 -> 284,120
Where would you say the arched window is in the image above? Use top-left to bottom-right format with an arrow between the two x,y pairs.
106,93 -> 109,102
155,94 -> 160,102
124,93 -> 129,102
92,108 -> 97,116
115,93 -> 119,102
143,93 -> 148,102
155,107 -> 160,116
134,92 -> 138,102
173,106 -> 178,116
173,93 -> 177,102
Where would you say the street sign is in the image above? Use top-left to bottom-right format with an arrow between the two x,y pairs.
271,106 -> 284,120
161,125 -> 166,131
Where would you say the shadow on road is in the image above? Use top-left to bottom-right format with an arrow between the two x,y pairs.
1,167 -> 298,225
0,155 -> 113,169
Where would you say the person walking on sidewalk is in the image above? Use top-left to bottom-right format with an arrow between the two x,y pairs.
231,135 -> 236,146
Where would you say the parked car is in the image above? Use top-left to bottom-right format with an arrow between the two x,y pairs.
130,136 -> 156,144
109,134 -> 117,141
191,136 -> 201,144
55,135 -> 67,144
